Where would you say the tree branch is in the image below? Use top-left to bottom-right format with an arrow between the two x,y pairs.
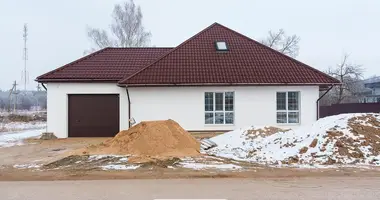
86,0 -> 151,53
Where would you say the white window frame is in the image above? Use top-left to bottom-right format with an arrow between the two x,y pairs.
215,41 -> 229,51
204,92 -> 234,125
276,91 -> 300,124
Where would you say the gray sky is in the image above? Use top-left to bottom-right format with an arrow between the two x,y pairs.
0,0 -> 379,90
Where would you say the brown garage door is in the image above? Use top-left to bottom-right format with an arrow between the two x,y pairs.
68,94 -> 120,137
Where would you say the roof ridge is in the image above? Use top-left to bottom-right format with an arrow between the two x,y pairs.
107,47 -> 174,49
118,23 -> 220,85
36,47 -> 110,81
214,24 -> 339,83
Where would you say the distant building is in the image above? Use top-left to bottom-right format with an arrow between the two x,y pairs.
360,76 -> 380,103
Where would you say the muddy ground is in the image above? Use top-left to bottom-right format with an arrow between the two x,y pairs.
3,178 -> 380,200
0,136 -> 380,181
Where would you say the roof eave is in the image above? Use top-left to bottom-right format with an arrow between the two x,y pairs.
120,82 -> 341,87
35,78 -> 120,83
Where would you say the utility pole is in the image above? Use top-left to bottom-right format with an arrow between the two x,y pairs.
8,81 -> 18,112
22,24 -> 29,91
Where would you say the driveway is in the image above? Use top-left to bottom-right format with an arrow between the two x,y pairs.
2,178 -> 380,200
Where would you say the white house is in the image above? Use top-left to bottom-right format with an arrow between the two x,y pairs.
36,23 -> 340,138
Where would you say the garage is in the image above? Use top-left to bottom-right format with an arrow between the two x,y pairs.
68,94 -> 120,137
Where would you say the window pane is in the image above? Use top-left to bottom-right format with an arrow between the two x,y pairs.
288,112 -> 299,123
215,112 -> 224,124
277,112 -> 287,123
205,113 -> 214,124
225,112 -> 234,124
276,92 -> 286,110
288,92 -> 299,110
205,92 -> 214,111
225,92 -> 234,111
215,93 -> 224,111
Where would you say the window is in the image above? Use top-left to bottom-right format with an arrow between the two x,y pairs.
205,92 -> 234,124
276,92 -> 300,124
215,41 -> 228,51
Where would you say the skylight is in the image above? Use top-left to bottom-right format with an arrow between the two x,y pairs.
215,41 -> 228,51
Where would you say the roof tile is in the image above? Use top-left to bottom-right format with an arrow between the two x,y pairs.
119,23 -> 339,86
37,23 -> 339,86
36,48 -> 172,81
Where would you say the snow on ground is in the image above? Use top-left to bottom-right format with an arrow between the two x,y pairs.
88,155 -> 125,160
207,113 -> 380,167
0,129 -> 43,148
0,121 -> 46,132
0,110 -> 45,116
0,111 -> 47,132
13,163 -> 42,169
179,158 -> 242,171
180,162 -> 242,170
101,164 -> 140,170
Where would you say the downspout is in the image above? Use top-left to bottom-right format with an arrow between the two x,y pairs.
41,83 -> 47,91
316,85 -> 334,120
126,87 -> 131,128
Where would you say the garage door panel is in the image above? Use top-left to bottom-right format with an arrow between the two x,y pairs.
68,94 -> 119,137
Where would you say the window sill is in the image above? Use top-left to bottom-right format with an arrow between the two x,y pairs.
276,123 -> 301,126
204,124 -> 235,126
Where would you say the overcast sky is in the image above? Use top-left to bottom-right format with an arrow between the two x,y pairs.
0,0 -> 379,90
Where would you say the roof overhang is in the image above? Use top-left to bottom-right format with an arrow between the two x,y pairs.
36,79 -> 120,83
119,82 -> 341,88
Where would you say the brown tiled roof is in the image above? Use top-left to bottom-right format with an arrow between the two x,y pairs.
36,47 -> 173,82
119,23 -> 340,86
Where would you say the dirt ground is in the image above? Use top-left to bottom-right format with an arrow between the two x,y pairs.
2,178 -> 380,200
0,137 -> 107,166
0,136 -> 380,181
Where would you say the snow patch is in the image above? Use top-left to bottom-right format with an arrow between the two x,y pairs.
207,113 -> 380,168
0,129 -> 43,148
0,122 -> 46,133
180,162 -> 242,170
180,158 -> 242,171
13,163 -> 42,169
101,165 -> 140,170
88,155 -> 125,160
119,157 -> 129,162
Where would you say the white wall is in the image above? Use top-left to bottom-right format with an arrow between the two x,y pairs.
46,83 -> 129,138
129,86 -> 319,131
47,83 -> 319,138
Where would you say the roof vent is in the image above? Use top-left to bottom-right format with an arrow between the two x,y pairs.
215,41 -> 228,51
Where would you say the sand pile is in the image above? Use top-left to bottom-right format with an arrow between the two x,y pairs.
81,120 -> 200,158
208,113 -> 380,167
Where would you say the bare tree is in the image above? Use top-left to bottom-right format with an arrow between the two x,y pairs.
86,0 -> 152,53
327,54 -> 364,104
261,29 -> 300,58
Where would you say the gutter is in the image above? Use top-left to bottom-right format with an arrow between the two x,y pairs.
41,83 -> 47,91
126,87 -> 131,128
316,85 -> 334,120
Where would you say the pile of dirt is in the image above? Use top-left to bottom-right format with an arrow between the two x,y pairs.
208,113 -> 380,167
279,114 -> 380,165
315,114 -> 380,164
80,120 -> 200,158
40,132 -> 58,140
